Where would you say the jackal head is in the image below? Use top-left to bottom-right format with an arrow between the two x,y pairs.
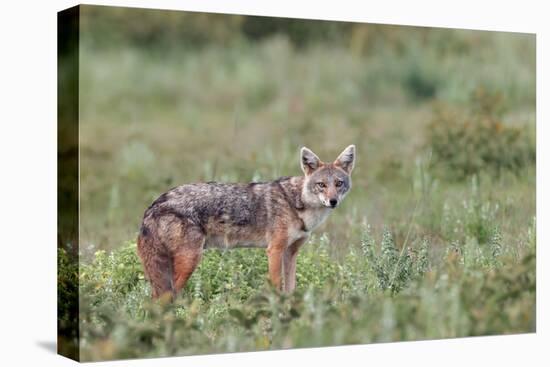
300,145 -> 356,209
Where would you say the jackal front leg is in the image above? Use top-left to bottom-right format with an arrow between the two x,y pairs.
266,236 -> 287,290
283,236 -> 308,293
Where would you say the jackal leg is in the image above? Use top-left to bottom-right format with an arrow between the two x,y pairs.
141,249 -> 174,300
171,227 -> 205,297
172,249 -> 203,296
283,237 -> 308,293
137,230 -> 174,300
267,235 -> 288,290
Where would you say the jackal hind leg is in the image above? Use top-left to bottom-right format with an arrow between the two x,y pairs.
146,252 -> 174,300
171,226 -> 205,297
137,234 -> 174,300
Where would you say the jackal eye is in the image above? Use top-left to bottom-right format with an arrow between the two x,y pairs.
335,180 -> 344,187
316,182 -> 326,189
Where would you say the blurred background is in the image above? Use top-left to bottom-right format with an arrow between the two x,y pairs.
78,5 -> 535,256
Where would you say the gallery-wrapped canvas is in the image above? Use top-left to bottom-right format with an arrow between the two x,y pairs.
58,4 -> 536,362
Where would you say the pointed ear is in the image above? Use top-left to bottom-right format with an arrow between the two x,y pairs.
300,147 -> 321,175
334,145 -> 356,174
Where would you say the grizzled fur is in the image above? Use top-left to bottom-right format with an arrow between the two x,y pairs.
137,145 -> 356,299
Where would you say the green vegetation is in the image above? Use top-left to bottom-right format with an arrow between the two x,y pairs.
427,87 -> 535,180
62,5 -> 536,361
70,207 -> 535,360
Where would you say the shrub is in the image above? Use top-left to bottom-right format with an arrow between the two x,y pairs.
441,176 -> 500,245
361,224 -> 429,294
403,60 -> 441,100
426,87 -> 535,180
80,243 -> 144,299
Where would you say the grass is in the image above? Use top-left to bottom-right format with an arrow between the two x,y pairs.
60,12 -> 537,361
68,206 -> 535,360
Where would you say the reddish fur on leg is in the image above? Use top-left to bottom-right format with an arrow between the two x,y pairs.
172,249 -> 202,295
267,234 -> 287,290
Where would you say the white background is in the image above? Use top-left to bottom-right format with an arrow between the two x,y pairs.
0,0 -> 547,365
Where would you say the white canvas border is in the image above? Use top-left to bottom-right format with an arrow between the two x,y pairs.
0,0 -> 546,366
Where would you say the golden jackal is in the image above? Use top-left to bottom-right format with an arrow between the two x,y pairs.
137,145 -> 356,299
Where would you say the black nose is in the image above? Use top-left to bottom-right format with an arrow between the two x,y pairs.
329,199 -> 338,207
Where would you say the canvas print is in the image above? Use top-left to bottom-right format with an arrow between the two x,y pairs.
58,5 -> 536,362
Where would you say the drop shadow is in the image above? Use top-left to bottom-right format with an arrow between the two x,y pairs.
36,340 -> 57,354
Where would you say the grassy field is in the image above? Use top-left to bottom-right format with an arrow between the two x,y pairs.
58,9 -> 536,361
